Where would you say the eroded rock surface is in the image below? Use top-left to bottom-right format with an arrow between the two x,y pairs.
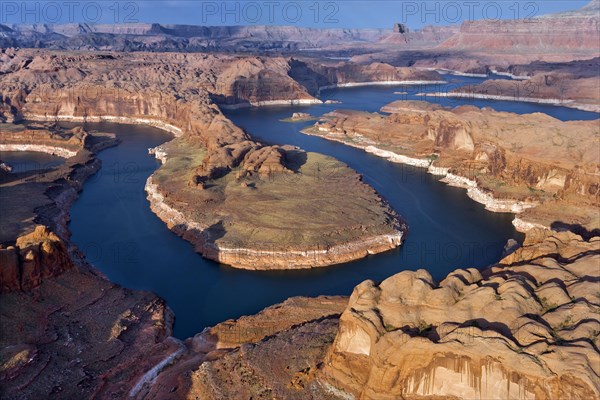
353,1 -> 600,80
142,296 -> 347,399
127,230 -> 600,400
0,49 -> 420,268
437,58 -> 600,112
306,101 -> 599,231
322,229 -> 600,399
0,226 -> 73,292
0,268 -> 179,400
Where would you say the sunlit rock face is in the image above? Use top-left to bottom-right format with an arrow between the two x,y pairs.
0,226 -> 74,292
310,102 -> 600,231
322,229 -> 600,400
439,0 -> 600,54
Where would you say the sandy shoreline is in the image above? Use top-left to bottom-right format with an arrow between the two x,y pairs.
318,80 -> 447,94
0,143 -> 77,158
24,113 -> 184,136
417,92 -> 600,113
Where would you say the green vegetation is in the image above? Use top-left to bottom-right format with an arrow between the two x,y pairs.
426,153 -> 439,165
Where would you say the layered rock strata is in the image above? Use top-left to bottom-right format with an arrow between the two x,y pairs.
321,229 -> 600,399
0,123 -> 87,157
0,49 -> 425,268
353,1 -> 600,80
439,62 -> 600,112
0,226 -> 73,292
127,230 -> 600,400
0,124 -> 179,400
304,101 -> 600,231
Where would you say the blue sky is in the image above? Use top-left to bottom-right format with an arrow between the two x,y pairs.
0,1 -> 591,29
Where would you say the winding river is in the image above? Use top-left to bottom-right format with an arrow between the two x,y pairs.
60,75 -> 599,338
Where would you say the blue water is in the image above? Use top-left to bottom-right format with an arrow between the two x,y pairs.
0,151 -> 65,173
65,75 -> 598,339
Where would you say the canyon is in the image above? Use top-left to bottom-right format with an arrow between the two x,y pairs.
304,101 -> 600,234
0,1 -> 599,398
0,22 -> 457,54
353,0 -> 600,80
135,229 -> 600,399
1,49 -> 439,268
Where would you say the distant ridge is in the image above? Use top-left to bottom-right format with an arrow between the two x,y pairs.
0,22 -> 459,53
542,0 -> 600,17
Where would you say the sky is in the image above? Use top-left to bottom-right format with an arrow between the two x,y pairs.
0,1 -> 592,29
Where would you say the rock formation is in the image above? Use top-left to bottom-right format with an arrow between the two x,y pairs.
0,226 -> 73,292
321,229 -> 600,399
148,138 -> 405,269
0,24 -> 388,52
141,296 -> 347,399
0,123 -> 87,157
0,123 -> 176,400
0,49 -> 426,269
0,22 -> 457,54
123,230 -> 600,399
446,58 -> 600,112
438,12 -> 599,55
352,1 -> 600,78
393,23 -> 410,34
0,3 -> 598,397
0,266 -> 181,400
305,101 -> 599,231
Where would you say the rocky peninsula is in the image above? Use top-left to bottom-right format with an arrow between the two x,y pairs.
146,136 -> 404,269
1,2 -> 599,396
0,49 -> 450,268
435,58 -> 600,112
303,101 -> 599,233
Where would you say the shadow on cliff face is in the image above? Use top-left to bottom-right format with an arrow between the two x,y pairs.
284,149 -> 308,173
550,221 -> 600,240
205,221 -> 227,242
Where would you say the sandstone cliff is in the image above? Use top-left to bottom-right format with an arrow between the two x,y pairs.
0,122 -> 117,291
0,48 -> 442,180
321,229 -> 600,399
0,125 -> 177,399
125,230 -> 600,400
0,226 -> 73,292
352,1 -> 600,79
446,61 -> 600,112
0,49 -> 424,269
0,123 -> 87,156
438,15 -> 598,55
305,101 -> 600,231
